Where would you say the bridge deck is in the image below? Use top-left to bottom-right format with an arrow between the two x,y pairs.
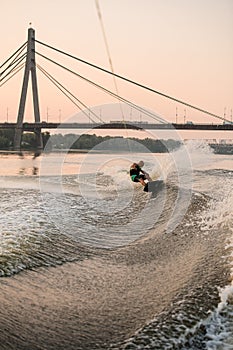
0,122 -> 233,130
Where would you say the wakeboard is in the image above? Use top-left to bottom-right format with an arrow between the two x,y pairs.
144,180 -> 164,193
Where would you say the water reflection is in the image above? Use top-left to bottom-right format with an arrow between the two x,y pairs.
32,167 -> 38,176
33,151 -> 42,159
16,151 -> 40,176
18,152 -> 24,158
18,166 -> 38,176
16,151 -> 42,159
18,168 -> 26,175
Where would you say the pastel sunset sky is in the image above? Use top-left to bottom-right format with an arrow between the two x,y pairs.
0,0 -> 232,126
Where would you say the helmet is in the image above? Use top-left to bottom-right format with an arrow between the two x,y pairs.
138,160 -> 144,167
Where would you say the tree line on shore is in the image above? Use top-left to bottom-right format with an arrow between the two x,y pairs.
0,129 -> 181,153
0,129 -> 50,149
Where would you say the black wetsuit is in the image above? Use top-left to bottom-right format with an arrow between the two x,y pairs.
130,164 -> 145,182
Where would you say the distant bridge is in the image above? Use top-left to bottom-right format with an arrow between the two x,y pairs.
0,28 -> 232,150
0,122 -> 233,131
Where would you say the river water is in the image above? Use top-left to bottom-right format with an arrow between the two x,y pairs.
0,139 -> 232,349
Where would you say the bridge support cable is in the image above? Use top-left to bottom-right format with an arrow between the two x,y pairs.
36,51 -> 166,125
35,39 -> 230,124
0,63 -> 25,87
95,0 -> 126,123
95,0 -> 135,154
0,54 -> 26,83
0,48 -> 27,78
14,28 -> 43,150
37,64 -> 104,124
0,41 -> 27,69
36,50 -> 166,124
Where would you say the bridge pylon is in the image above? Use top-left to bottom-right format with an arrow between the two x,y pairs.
14,28 -> 43,150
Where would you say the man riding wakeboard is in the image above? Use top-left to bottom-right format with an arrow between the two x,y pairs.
130,160 -> 152,187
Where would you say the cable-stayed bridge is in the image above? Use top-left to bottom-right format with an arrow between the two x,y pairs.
0,122 -> 232,131
0,28 -> 232,150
